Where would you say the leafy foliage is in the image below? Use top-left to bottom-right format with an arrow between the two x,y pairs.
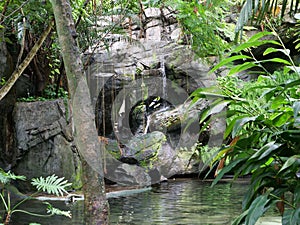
18,84 -> 68,102
0,169 -> 26,185
168,0 -> 234,57
31,174 -> 72,196
192,31 -> 300,224
0,171 -> 72,223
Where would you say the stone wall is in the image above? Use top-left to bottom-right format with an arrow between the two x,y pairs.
12,100 -> 82,190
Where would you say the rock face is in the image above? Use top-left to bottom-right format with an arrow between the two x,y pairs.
84,7 -> 217,139
83,7 -> 220,183
12,100 -> 82,190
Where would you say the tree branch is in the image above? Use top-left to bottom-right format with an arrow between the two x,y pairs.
0,21 -> 53,101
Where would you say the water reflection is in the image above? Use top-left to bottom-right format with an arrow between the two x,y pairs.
8,179 -> 248,225
109,179 -> 247,224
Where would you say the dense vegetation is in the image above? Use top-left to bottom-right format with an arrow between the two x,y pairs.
193,30 -> 300,224
1,0 -> 300,224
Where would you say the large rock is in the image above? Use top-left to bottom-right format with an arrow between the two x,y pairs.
113,164 -> 151,186
13,100 -> 82,190
123,131 -> 166,162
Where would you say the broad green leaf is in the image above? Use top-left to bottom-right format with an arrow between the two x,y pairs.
250,142 -> 282,160
270,95 -> 288,109
283,79 -> 300,89
212,158 -> 244,186
264,58 -> 291,65
190,86 -> 226,98
232,116 -> 257,137
294,184 -> 300,203
209,55 -> 252,73
212,146 -> 232,164
232,209 -> 249,225
242,171 -> 272,210
282,208 -> 300,225
192,91 -> 227,99
200,100 -> 230,124
261,87 -> 281,101
232,41 -> 263,53
272,112 -> 292,127
233,39 -> 280,53
241,157 -> 273,175
263,47 -> 278,56
245,194 -> 270,225
247,31 -> 274,43
228,61 -> 257,75
224,115 -> 247,139
263,48 -> 290,56
278,155 -> 300,173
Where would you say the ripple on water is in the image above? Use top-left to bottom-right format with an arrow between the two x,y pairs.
9,179 -> 281,225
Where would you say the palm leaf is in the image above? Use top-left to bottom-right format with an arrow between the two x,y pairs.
31,174 -> 72,196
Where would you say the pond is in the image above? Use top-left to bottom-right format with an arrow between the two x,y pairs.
6,179 -> 279,225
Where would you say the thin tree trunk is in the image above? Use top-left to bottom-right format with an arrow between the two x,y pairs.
0,22 -> 52,101
50,0 -> 109,224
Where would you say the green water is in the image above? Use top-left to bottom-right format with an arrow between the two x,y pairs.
109,179 -> 247,224
7,179 -> 249,225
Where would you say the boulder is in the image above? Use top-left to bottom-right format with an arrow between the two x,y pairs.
123,131 -> 166,162
12,100 -> 82,191
113,164 -> 151,187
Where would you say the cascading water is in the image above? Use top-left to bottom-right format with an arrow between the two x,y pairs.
144,115 -> 151,134
160,57 -> 167,105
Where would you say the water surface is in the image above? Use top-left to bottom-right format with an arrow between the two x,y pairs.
8,179 -> 249,225
109,179 -> 247,224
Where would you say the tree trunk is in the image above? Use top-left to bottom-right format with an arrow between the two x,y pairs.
0,22 -> 52,101
50,0 -> 109,224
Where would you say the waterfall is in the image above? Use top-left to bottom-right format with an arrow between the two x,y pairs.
160,57 -> 167,104
144,115 -> 151,134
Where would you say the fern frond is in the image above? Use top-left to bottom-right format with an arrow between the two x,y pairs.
0,169 -> 26,184
44,202 -> 72,218
31,174 -> 72,196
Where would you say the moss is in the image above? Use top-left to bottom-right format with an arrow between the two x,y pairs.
71,160 -> 83,190
106,140 -> 122,159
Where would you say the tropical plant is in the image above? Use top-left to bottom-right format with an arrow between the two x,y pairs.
235,0 -> 300,39
191,30 -> 300,224
0,169 -> 72,225
168,0 -> 235,57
